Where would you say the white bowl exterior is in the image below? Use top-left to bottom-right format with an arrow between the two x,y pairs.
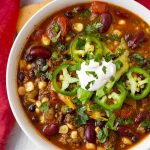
6,0 -> 150,150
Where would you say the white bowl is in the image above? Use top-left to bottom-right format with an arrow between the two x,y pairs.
6,0 -> 150,150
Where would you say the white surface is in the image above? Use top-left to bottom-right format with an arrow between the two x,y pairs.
6,0 -> 150,150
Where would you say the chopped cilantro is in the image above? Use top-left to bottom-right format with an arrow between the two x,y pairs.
85,22 -> 102,33
141,119 -> 150,129
40,102 -> 49,113
73,106 -> 89,127
51,52 -> 59,59
41,65 -> 48,72
86,71 -> 98,79
45,71 -> 53,81
129,53 -> 144,65
34,70 -> 41,77
98,125 -> 108,143
102,66 -> 107,74
57,43 -> 66,51
90,104 -> 102,111
53,23 -> 60,33
85,80 -> 95,90
80,10 -> 91,17
77,38 -> 86,49
104,34 -> 121,42
52,31 -> 61,43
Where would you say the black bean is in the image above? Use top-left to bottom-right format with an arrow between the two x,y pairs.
43,124 -> 59,136
25,54 -> 34,62
85,124 -> 96,143
131,135 -> 138,142
18,71 -> 25,82
28,104 -> 36,112
146,128 -> 150,132
99,12 -> 112,33
64,11 -> 74,19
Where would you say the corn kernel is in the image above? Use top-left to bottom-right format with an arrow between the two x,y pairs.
113,29 -> 122,36
66,36 -> 71,42
42,35 -> 50,46
40,115 -> 45,124
95,127 -> 100,134
26,64 -> 32,70
38,81 -> 47,90
18,86 -> 26,96
118,19 -> 126,25
73,23 -> 84,32
97,146 -> 105,150
36,100 -> 41,108
146,27 -> 150,34
35,108 -> 40,114
59,125 -> 69,134
70,131 -> 78,139
122,137 -> 132,145
25,81 -> 34,92
20,60 -> 27,69
41,97 -> 49,103
67,123 -> 74,129
27,98 -> 36,103
86,143 -> 96,149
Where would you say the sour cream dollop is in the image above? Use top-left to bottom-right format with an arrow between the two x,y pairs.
76,59 -> 116,91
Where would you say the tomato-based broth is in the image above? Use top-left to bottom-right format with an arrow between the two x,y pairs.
17,2 -> 150,150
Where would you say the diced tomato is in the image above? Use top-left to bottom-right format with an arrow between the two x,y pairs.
90,1 -> 108,14
115,104 -> 136,119
57,16 -> 69,37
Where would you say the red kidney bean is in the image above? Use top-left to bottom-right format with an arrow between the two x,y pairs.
43,123 -> 59,136
18,71 -> 25,82
117,125 -> 133,136
99,12 -> 112,33
124,34 -> 132,42
128,31 -> 145,49
134,111 -> 150,123
114,10 -> 129,19
85,124 -> 96,143
30,46 -> 51,59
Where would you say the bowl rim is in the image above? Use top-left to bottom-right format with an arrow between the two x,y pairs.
6,0 -> 150,150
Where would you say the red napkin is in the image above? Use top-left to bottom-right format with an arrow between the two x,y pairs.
0,0 -> 19,150
0,0 -> 149,150
136,0 -> 150,9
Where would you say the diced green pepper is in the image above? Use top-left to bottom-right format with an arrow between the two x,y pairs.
125,67 -> 150,100
95,84 -> 127,111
